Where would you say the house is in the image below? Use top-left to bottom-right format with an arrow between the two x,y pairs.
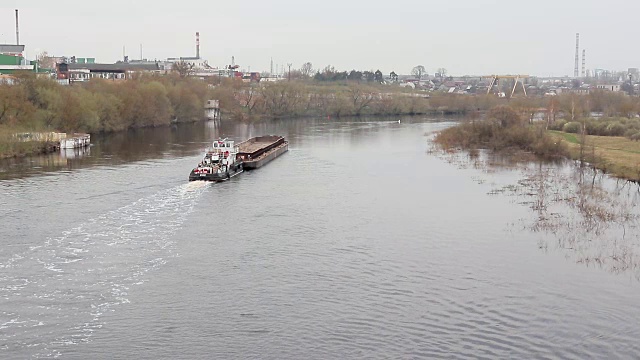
595,84 -> 621,92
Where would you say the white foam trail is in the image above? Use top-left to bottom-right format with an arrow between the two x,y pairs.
0,183 -> 208,357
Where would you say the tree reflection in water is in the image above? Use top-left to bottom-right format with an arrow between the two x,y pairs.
436,146 -> 640,280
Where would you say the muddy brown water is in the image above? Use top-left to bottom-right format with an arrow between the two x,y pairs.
1,117 -> 639,359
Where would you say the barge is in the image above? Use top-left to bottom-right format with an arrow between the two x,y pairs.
189,135 -> 288,181
236,135 -> 289,169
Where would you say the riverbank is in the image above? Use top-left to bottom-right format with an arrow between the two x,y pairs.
0,140 -> 58,159
434,109 -> 640,182
0,74 -> 473,158
0,129 -> 59,159
549,131 -> 640,181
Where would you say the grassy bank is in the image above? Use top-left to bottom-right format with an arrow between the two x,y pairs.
435,113 -> 640,182
549,131 -> 640,181
0,141 -> 58,159
0,130 -> 58,159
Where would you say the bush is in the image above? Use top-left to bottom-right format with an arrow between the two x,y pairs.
434,105 -> 568,159
563,122 -> 582,133
487,105 -> 523,128
585,120 -> 608,136
549,120 -> 567,131
605,123 -> 626,137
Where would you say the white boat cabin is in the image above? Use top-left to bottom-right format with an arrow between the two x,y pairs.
202,138 -> 239,166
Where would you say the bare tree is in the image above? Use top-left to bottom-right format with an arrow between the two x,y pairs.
36,50 -> 57,69
172,61 -> 195,78
411,65 -> 426,81
348,84 -> 375,115
301,62 -> 313,78
437,67 -> 447,79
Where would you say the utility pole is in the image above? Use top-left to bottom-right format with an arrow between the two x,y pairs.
287,63 -> 292,81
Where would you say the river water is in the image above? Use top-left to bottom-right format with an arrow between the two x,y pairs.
1,117 -> 640,359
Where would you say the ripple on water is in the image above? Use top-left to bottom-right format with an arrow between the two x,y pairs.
0,181 -> 208,358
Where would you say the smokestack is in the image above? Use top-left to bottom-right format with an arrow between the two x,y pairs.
196,32 -> 200,59
15,9 -> 20,45
581,49 -> 586,78
574,33 -> 580,78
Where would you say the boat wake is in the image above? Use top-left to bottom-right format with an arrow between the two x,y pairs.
0,182 -> 208,358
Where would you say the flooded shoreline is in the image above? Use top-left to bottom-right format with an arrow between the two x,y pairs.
434,143 -> 640,280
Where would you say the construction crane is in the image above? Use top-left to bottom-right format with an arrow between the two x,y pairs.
483,75 -> 530,97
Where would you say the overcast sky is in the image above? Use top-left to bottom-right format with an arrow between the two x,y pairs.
1,0 -> 638,77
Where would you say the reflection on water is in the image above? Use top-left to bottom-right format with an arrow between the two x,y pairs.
0,117 -> 419,181
0,121 -> 222,180
515,165 -> 640,278
438,146 -> 640,279
59,146 -> 91,160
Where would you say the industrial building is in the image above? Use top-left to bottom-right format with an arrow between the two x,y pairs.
0,45 -> 36,74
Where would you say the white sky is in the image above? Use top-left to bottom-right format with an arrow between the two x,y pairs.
1,0 -> 638,77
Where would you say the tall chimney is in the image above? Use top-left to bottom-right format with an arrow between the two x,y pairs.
15,9 -> 20,45
574,33 -> 580,78
581,49 -> 586,78
196,32 -> 200,59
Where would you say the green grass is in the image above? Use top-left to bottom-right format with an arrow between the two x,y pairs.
549,130 -> 579,144
549,131 -> 640,181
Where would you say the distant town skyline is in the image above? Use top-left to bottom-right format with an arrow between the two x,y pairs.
1,0 -> 639,77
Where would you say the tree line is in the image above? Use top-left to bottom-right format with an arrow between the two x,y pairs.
0,72 -> 209,134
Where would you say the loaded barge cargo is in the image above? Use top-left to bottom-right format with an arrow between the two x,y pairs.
189,135 -> 288,181
236,135 -> 289,169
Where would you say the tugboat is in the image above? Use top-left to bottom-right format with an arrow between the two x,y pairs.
189,138 -> 243,181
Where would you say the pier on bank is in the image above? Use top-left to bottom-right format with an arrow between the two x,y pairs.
1,132 -> 91,158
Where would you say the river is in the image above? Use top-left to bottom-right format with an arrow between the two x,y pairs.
1,117 -> 640,359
